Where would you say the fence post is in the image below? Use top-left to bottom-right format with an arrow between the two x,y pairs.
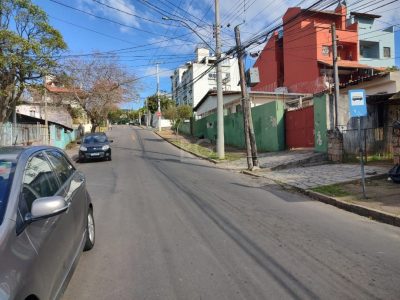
364,128 -> 367,163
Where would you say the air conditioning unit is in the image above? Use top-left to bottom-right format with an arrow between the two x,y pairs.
245,67 -> 260,87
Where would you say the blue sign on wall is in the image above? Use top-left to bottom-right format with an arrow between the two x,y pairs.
348,89 -> 367,118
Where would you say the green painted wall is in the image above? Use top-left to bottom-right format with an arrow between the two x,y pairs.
252,101 -> 285,152
313,94 -> 328,152
178,122 -> 191,135
194,113 -> 217,141
193,101 -> 285,152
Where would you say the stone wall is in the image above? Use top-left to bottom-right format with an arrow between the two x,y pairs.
328,130 -> 344,162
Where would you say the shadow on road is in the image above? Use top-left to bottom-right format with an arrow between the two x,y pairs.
230,182 -> 311,203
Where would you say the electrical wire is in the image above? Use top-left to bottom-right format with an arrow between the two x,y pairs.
48,0 -> 190,38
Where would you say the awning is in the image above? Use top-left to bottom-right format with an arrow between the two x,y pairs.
389,91 -> 400,100
366,93 -> 400,105
318,60 -> 379,69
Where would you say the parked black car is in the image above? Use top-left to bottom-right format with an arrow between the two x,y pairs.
78,133 -> 113,162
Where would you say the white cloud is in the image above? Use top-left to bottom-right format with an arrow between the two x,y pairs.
77,0 -> 140,31
138,65 -> 174,80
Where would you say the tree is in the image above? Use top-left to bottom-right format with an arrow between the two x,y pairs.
146,94 -> 174,114
177,105 -> 193,120
64,54 -> 140,132
162,105 -> 178,126
108,109 -> 123,124
162,104 -> 192,134
0,0 -> 67,123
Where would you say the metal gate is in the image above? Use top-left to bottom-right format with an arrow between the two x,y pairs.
285,106 -> 314,148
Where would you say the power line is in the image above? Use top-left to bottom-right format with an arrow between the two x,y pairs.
48,0 -> 190,38
48,15 -> 136,45
89,0 -> 179,26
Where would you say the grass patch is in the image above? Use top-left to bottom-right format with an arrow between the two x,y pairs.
311,184 -> 351,197
344,153 -> 393,163
170,140 -> 243,161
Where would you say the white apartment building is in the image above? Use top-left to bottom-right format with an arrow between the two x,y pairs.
171,47 -> 241,107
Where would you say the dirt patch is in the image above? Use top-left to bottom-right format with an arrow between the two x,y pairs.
334,178 -> 400,216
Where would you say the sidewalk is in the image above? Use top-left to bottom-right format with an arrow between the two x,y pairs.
154,129 -> 400,226
65,144 -> 79,162
246,162 -> 399,226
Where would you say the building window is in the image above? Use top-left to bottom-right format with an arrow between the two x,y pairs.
208,72 -> 217,80
383,47 -> 391,58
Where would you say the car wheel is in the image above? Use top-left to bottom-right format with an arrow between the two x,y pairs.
79,158 -> 85,163
84,208 -> 95,251
108,156 -> 112,161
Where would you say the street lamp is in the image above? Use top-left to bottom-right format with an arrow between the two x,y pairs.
162,16 -> 214,52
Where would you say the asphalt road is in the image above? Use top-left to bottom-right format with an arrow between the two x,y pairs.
63,126 -> 400,300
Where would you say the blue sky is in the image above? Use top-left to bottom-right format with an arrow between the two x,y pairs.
33,0 -> 400,110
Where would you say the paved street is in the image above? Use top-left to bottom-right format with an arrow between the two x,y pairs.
63,126 -> 400,300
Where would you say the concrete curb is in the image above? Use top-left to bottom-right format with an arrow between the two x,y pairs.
305,190 -> 400,227
153,131 -> 220,164
242,170 -> 399,227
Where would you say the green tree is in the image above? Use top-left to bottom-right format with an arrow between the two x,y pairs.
177,105 -> 193,120
108,109 -> 123,124
0,0 -> 67,123
146,94 -> 174,114
162,104 -> 192,134
162,105 -> 178,126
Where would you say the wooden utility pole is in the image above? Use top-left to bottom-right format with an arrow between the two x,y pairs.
331,23 -> 339,128
235,26 -> 252,169
215,0 -> 225,159
235,25 -> 259,169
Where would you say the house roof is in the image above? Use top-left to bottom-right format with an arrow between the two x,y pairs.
193,90 -> 241,111
15,113 -> 74,131
45,84 -> 82,95
350,12 -> 381,19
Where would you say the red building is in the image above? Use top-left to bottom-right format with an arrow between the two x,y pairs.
252,3 -> 377,94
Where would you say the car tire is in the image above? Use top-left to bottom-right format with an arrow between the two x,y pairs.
84,208 -> 95,251
79,158 -> 85,163
108,156 -> 112,161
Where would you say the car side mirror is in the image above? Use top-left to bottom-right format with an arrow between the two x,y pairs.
77,141 -> 81,144
25,196 -> 69,224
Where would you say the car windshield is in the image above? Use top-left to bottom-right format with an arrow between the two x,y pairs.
83,135 -> 107,144
0,160 -> 15,225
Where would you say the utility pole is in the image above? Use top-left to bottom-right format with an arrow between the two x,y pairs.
235,25 -> 259,169
44,87 -> 48,128
331,23 -> 339,128
156,63 -> 161,132
215,0 -> 225,159
43,77 -> 49,144
235,25 -> 252,169
145,97 -> 149,127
